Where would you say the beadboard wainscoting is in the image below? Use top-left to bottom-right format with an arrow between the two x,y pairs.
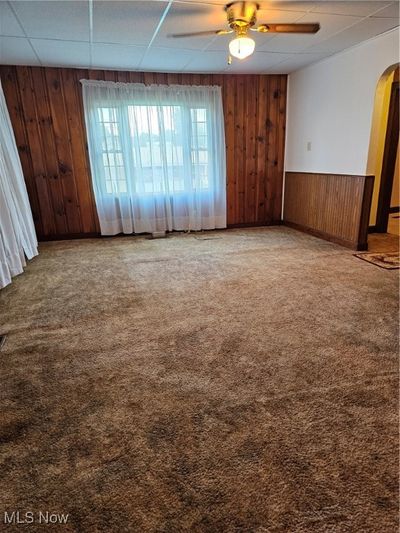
283,172 -> 374,250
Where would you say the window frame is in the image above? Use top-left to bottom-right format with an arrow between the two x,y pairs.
93,98 -> 213,198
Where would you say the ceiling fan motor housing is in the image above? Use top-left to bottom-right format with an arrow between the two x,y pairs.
225,1 -> 260,33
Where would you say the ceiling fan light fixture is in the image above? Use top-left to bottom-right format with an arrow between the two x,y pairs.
229,35 -> 255,59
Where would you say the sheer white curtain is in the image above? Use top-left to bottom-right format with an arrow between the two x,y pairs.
0,80 -> 38,289
81,80 -> 226,235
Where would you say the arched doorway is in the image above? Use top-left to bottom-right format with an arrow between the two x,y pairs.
367,64 -> 399,237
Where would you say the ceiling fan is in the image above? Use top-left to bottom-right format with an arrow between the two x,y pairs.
169,1 -> 320,62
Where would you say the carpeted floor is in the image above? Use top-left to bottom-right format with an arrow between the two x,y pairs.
0,227 -> 398,532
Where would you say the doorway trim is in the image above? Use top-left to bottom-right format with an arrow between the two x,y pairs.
375,80 -> 399,232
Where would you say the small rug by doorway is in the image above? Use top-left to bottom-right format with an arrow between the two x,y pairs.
354,251 -> 400,269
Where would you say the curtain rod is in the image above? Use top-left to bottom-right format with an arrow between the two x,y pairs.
80,79 -> 221,90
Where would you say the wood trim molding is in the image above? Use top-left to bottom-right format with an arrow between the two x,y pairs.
358,175 -> 375,250
285,171 -> 373,179
284,221 -> 359,249
376,81 -> 399,232
283,172 -> 374,250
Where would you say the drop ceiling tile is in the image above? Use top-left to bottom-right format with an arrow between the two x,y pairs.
93,1 -> 168,45
154,1 -> 226,49
258,12 -> 362,53
183,50 -> 230,72
173,0 -> 227,4
308,17 -> 399,53
258,33 -> 320,53
225,51 -> 294,73
271,51 -> 330,73
91,43 -> 146,70
1,0 -> 397,75
371,2 -> 400,18
256,7 -> 310,23
0,2 -> 24,37
11,0 -> 89,41
0,36 -> 39,65
158,34 -> 218,51
261,2 -> 314,13
309,1 -> 392,17
140,47 -> 195,71
203,34 -> 233,53
30,39 -> 90,67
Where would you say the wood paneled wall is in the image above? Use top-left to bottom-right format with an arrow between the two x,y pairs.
0,66 -> 287,240
283,172 -> 374,250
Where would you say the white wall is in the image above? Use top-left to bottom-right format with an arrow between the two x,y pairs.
285,28 -> 400,176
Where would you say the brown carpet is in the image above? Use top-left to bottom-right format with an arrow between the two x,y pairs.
0,227 -> 398,532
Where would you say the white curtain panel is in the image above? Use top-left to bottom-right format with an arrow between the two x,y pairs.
81,80 -> 227,235
0,79 -> 38,289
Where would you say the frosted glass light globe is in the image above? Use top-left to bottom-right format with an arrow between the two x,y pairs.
229,36 -> 256,59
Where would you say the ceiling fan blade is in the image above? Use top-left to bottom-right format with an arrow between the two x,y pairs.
216,29 -> 234,35
168,29 -> 233,38
252,23 -> 320,34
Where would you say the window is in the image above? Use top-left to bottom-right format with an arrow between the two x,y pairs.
191,108 -> 209,190
96,103 -> 210,196
98,107 -> 127,194
81,80 -> 226,235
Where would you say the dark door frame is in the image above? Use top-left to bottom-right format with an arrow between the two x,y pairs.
375,80 -> 399,233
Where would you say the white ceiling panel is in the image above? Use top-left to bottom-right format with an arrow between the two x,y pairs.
225,51 -> 294,73
309,15 -> 400,53
258,12 -> 363,52
93,1 -> 168,45
0,36 -> 39,65
203,34 -> 234,52
154,1 -> 226,49
30,39 -> 90,67
270,51 -> 330,72
11,0 -> 90,42
0,1 -> 398,74
371,2 -> 400,18
140,47 -> 195,71
184,50 -> 231,72
0,2 -> 24,37
91,43 -> 146,70
256,7 -> 311,23
308,1 -> 392,16
259,2 -> 315,13
173,0 -> 227,5
259,0 -> 395,16
157,34 -> 217,50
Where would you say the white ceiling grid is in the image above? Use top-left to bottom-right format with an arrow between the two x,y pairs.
0,0 -> 398,73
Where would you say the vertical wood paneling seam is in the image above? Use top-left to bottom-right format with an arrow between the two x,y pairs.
5,66 -> 43,236
277,76 -> 287,221
41,66 -> 74,234
18,66 -> 57,235
41,67 -> 70,234
254,76 -> 260,222
60,68 -> 84,233
76,68 -> 100,233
